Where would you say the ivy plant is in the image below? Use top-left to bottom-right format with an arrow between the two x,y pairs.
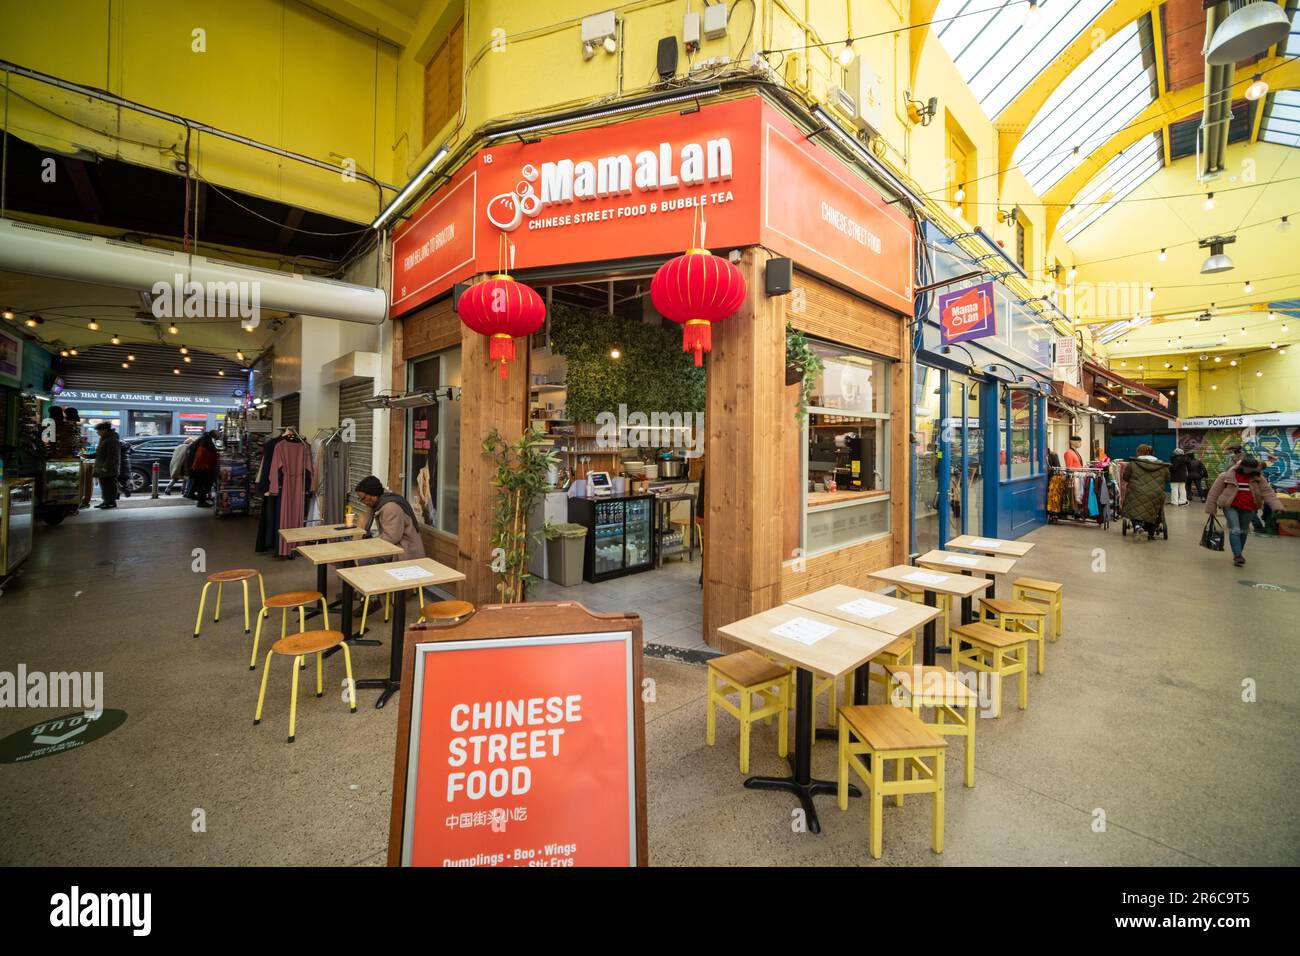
483,425 -> 559,603
786,323 -> 823,423
548,303 -> 705,423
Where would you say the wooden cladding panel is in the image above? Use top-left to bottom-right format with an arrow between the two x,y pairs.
704,248 -> 787,650
456,309 -> 529,606
390,296 -> 460,490
419,527 -> 462,596
788,270 -> 901,359
779,535 -> 894,601
891,317 -> 912,564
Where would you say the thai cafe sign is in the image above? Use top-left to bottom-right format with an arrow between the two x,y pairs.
391,96 -> 914,317
938,281 -> 996,345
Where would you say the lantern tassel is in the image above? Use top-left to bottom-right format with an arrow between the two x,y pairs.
683,320 -> 711,367
491,334 -> 515,379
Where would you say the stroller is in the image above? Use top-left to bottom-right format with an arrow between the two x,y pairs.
1118,456 -> 1170,540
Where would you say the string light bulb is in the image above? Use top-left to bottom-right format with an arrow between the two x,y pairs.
127,353 -> 136,361
1230,359 -> 1238,367
1256,370 -> 1263,378
1067,267 -> 1077,282
1280,217 -> 1293,234
1244,280 -> 1253,294
1182,364 -> 1189,371
1,308 -> 13,321
179,345 -> 189,355
87,320 -> 99,331
167,323 -> 179,335
954,184 -> 966,204
110,335 -> 121,345
1245,74 -> 1269,101
1270,341 -> 1278,349
838,38 -> 855,67
1025,1 -> 1041,26
121,362 -> 130,369
173,368 -> 181,375
1158,248 -> 1167,262
236,350 -> 245,361
1204,192 -> 1215,211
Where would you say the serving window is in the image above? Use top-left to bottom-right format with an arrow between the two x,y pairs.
802,340 -> 891,554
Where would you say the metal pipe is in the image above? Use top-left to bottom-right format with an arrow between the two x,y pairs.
0,58 -> 397,192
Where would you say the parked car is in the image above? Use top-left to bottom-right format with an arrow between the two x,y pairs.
120,435 -> 193,493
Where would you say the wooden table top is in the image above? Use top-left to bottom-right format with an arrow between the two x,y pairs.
279,524 -> 365,544
916,549 -> 1017,576
867,564 -> 994,598
717,604 -> 897,679
945,534 -> 1034,558
787,585 -> 940,637
336,558 -> 465,596
295,538 -> 402,566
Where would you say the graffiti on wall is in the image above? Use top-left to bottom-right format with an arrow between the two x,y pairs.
1176,427 -> 1300,493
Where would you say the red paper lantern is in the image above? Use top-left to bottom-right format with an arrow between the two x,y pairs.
650,248 -> 746,367
457,273 -> 546,379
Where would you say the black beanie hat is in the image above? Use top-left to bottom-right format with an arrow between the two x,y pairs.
355,475 -> 384,496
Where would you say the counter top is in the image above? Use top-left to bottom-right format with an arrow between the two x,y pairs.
807,489 -> 889,509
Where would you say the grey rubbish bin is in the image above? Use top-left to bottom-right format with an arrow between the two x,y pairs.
546,523 -> 588,587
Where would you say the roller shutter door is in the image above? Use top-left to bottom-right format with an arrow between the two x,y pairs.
338,379 -> 374,491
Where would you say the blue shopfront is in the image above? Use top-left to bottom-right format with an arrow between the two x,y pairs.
912,224 -> 1053,556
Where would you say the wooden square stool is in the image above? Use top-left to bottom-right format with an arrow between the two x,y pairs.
706,651 -> 791,773
980,598 -> 1048,675
194,569 -> 266,637
950,622 -> 1029,718
885,664 -> 978,788
1011,578 -> 1063,642
836,704 -> 946,859
250,591 -> 329,670
254,630 -> 356,743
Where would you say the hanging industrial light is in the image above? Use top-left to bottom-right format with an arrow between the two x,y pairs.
1198,235 -> 1236,274
1206,1 -> 1291,65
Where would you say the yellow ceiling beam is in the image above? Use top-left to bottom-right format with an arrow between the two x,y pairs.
295,0 -> 415,47
994,0 -> 1164,193
908,0 -> 941,90
1151,2 -> 1171,165
1043,55 -> 1300,243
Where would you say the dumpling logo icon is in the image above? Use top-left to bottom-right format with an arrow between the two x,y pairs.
486,173 -> 542,232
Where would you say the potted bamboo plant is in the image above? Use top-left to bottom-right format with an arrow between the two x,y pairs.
483,425 -> 559,603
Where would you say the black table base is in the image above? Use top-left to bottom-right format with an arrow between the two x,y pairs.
323,581 -> 382,662
355,585 -> 407,708
742,667 -> 860,834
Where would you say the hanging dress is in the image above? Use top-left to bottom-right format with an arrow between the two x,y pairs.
267,438 -> 314,557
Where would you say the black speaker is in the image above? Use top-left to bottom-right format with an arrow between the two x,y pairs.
656,37 -> 678,79
452,281 -> 470,311
765,257 -> 793,296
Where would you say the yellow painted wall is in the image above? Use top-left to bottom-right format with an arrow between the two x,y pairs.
0,0 -> 399,223
385,0 -> 1075,335
1108,347 -> 1300,416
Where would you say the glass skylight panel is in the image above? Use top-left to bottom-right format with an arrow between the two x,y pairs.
1063,136 -> 1163,242
934,0 -> 1111,118
1261,90 -> 1300,146
1012,21 -> 1156,195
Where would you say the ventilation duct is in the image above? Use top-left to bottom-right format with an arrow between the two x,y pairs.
0,218 -> 388,325
1206,1 -> 1292,66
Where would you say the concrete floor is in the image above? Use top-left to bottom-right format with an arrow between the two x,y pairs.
1,500 -> 1297,866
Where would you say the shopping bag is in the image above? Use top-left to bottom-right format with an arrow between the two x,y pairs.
1200,515 -> 1225,552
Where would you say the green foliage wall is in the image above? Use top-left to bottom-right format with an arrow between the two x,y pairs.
548,303 -> 706,424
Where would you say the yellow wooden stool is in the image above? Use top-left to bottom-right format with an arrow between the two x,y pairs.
359,586 -> 426,634
885,664 -> 978,788
254,629 -> 356,743
980,598 -> 1048,675
895,582 -> 953,649
809,634 -> 915,735
250,590 -> 329,670
194,569 -> 266,637
836,704 -> 946,859
950,622 -> 1029,718
706,650 -> 791,773
1011,577 -> 1063,642
418,600 -> 476,625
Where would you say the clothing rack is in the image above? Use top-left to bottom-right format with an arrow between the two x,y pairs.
1047,466 -> 1112,529
307,426 -> 350,527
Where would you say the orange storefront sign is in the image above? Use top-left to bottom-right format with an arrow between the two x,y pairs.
390,164 -> 478,314
397,632 -> 638,867
760,104 -> 914,314
389,94 -> 914,317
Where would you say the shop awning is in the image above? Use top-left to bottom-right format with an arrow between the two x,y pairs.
1049,380 -> 1089,407
1083,361 -> 1168,407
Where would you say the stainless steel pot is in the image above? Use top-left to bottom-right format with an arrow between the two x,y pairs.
658,459 -> 687,479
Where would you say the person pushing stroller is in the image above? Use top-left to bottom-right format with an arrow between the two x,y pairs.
1119,444 -> 1169,539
